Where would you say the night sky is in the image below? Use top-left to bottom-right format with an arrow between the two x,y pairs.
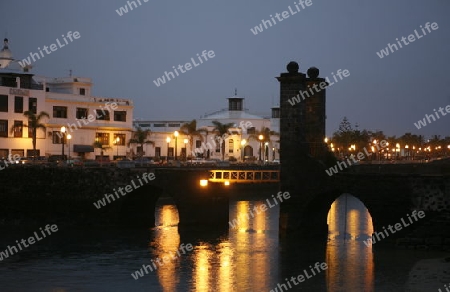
1,0 -> 449,137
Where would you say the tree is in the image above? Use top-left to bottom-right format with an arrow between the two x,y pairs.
11,111 -> 49,161
211,121 -> 234,160
332,117 -> 355,156
248,127 -> 279,161
129,127 -> 154,158
180,120 -> 203,161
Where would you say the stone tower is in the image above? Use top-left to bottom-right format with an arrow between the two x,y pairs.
276,61 -> 329,232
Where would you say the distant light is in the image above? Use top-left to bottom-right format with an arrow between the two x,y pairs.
224,181 -> 230,186
200,180 -> 208,187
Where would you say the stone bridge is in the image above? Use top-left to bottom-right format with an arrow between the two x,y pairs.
0,166 -> 277,235
279,160 -> 450,241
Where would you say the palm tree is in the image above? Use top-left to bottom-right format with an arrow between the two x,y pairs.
248,127 -> 279,161
128,127 -> 154,158
180,120 -> 203,161
11,111 -> 49,161
212,120 -> 234,161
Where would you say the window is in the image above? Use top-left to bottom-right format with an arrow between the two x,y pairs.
196,140 -> 202,148
14,96 -> 23,113
52,131 -> 63,144
113,133 -> 126,146
155,147 -> 161,157
0,149 -> 8,158
168,123 -> 180,127
76,108 -> 88,119
272,108 -> 280,118
28,124 -> 33,139
139,123 -> 150,127
95,133 -> 110,145
13,121 -> 23,138
53,106 -> 67,118
29,97 -> 37,114
229,139 -> 234,153
79,88 -> 86,95
27,149 -> 40,157
95,110 -> 110,121
114,111 -> 127,122
216,139 -> 220,153
11,149 -> 24,157
0,95 -> 8,112
247,127 -> 256,134
154,123 -> 165,127
0,120 -> 8,137
168,147 -> 174,157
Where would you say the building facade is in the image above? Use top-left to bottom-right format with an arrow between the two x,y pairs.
133,96 -> 280,162
0,38 -> 134,160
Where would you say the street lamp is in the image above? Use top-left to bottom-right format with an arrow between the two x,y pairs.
115,137 -> 120,159
174,131 -> 179,160
396,143 -> 400,160
183,138 -> 188,160
60,126 -> 66,161
264,142 -> 269,161
67,134 -> 72,161
166,137 -> 171,162
258,134 -> 264,162
241,139 -> 247,161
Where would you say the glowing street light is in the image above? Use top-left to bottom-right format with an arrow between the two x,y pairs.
240,139 -> 247,161
166,137 -> 171,161
115,136 -> 120,158
60,126 -> 66,161
183,138 -> 188,160
258,135 -> 264,162
67,134 -> 72,161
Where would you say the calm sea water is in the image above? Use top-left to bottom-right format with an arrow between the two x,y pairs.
0,194 -> 447,292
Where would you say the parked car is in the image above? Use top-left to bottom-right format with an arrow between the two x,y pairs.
66,157 -> 83,167
83,160 -> 100,167
116,159 -> 135,168
134,157 -> 154,167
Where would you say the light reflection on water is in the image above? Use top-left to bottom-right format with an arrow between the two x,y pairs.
153,195 -> 375,291
0,195 -> 446,291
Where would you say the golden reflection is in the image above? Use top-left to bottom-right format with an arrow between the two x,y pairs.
348,209 -> 359,239
326,194 -> 375,291
326,241 -> 374,291
231,200 -> 273,291
236,201 -> 250,232
217,243 -> 233,292
193,246 -> 213,292
154,204 -> 180,292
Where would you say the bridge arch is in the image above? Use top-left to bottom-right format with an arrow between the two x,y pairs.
327,193 -> 374,241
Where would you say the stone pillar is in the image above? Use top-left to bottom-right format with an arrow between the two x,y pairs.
276,61 -> 329,234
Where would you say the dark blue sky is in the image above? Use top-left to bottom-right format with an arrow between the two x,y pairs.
2,0 -> 449,137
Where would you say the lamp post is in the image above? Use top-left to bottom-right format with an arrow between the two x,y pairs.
174,131 -> 179,161
396,143 -> 400,160
241,139 -> 247,161
264,142 -> 269,162
258,134 -> 264,162
67,134 -> 72,161
115,137 -> 120,159
60,126 -> 66,161
183,138 -> 188,161
166,137 -> 171,162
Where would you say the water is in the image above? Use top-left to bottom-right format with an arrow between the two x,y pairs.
0,195 -> 447,291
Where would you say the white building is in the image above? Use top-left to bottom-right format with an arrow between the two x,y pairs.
133,96 -> 280,162
0,38 -> 134,160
